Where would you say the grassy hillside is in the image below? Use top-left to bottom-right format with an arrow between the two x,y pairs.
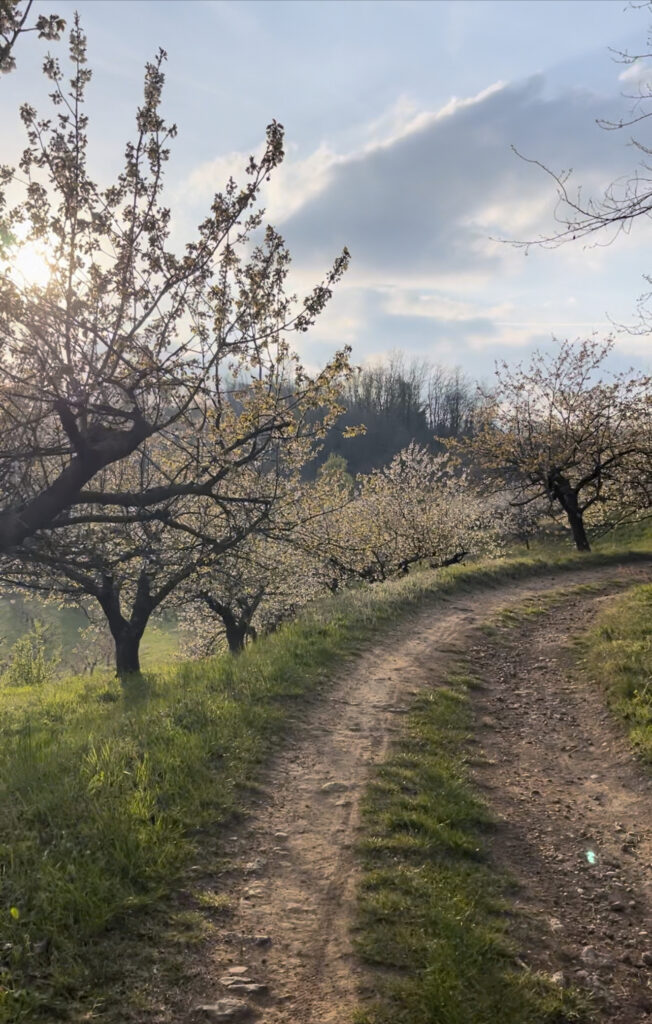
0,545 -> 649,1021
506,518 -> 652,560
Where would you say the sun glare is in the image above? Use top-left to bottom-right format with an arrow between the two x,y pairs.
9,241 -> 52,288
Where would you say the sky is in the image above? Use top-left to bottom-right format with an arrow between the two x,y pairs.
3,0 -> 652,380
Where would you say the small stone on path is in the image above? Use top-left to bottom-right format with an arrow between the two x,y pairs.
580,945 -> 601,965
194,999 -> 251,1021
220,974 -> 253,986
243,859 -> 264,874
320,781 -> 350,793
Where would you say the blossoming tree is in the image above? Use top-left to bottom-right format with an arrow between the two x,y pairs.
452,340 -> 651,551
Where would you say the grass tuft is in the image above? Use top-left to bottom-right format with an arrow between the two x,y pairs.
577,582 -> 652,763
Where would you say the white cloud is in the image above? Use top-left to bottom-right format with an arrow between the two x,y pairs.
283,75 -> 636,277
180,80 -> 509,233
618,59 -> 652,88
184,142 -> 343,224
380,287 -> 513,323
178,72 -> 651,373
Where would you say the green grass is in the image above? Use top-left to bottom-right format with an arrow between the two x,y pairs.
353,671 -> 586,1024
0,545 -> 648,1021
592,518 -> 652,555
577,583 -> 652,764
502,518 -> 652,562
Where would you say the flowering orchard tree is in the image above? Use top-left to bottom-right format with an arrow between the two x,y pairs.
163,445 -> 497,660
0,18 -> 356,674
178,532 -> 325,655
0,451 -> 251,674
0,17 -> 350,557
452,340 -> 651,552
498,493 -> 554,550
358,444 -> 496,577
175,459 -> 353,655
297,443 -> 497,587
178,445 -> 495,657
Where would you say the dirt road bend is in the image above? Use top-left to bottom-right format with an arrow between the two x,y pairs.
182,561 -> 652,1024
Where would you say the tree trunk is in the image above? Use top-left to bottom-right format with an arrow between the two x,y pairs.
114,628 -> 142,676
224,617 -> 248,654
550,473 -> 591,552
96,572 -> 151,679
199,591 -> 257,655
565,505 -> 591,552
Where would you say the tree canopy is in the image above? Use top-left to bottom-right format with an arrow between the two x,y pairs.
0,17 -> 351,559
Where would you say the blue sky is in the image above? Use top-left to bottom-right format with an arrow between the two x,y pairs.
4,0 -> 652,378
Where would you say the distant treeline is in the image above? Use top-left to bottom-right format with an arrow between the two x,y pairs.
314,353 -> 481,475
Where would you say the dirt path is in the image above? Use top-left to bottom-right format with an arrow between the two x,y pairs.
470,585 -> 652,1022
183,561 -> 652,1024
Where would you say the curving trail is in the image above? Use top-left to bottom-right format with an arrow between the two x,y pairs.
178,560 -> 652,1024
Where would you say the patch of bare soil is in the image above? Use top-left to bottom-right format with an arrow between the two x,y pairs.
161,561 -> 651,1024
470,588 -> 652,1022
